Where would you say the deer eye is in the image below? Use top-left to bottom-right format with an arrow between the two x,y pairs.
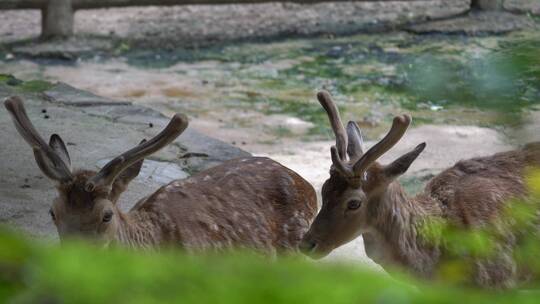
102,211 -> 113,223
347,200 -> 362,210
49,209 -> 56,221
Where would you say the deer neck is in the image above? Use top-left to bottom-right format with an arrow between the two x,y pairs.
365,181 -> 441,278
113,208 -> 163,249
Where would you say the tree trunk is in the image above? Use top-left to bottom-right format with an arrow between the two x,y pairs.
41,0 -> 74,39
471,0 -> 503,10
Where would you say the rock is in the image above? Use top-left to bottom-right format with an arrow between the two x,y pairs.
44,82 -> 131,107
406,11 -> 536,35
11,37 -> 113,60
505,0 -> 540,16
96,158 -> 189,185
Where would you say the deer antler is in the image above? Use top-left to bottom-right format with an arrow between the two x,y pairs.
318,91 -> 360,179
4,96 -> 73,182
317,91 -> 411,182
317,91 -> 348,160
351,114 -> 411,175
85,114 -> 189,192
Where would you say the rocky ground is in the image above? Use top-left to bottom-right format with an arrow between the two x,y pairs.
1,1 -> 538,57
1,1 -> 471,48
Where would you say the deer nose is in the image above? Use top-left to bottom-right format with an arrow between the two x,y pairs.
299,239 -> 318,255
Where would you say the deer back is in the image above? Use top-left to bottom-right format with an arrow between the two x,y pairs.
424,142 -> 540,227
132,157 -> 317,253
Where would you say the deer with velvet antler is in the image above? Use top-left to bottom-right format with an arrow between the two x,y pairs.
300,91 -> 540,288
4,96 -> 317,254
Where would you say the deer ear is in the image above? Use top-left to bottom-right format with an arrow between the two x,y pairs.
384,143 -> 426,178
346,121 -> 363,159
49,134 -> 71,170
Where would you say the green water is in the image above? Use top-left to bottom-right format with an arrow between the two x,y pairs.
121,30 -> 540,139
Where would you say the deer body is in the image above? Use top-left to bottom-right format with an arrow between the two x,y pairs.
300,91 -> 540,288
117,157 -> 316,253
4,96 -> 317,254
362,143 -> 540,286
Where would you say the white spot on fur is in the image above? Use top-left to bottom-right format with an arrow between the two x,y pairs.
203,175 -> 211,181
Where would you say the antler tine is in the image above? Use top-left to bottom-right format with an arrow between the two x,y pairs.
352,114 -> 411,175
317,91 -> 347,160
330,146 -> 354,178
4,96 -> 72,182
85,113 -> 189,192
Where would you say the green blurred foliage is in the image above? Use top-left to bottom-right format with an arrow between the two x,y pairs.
400,39 -> 540,115
0,172 -> 539,303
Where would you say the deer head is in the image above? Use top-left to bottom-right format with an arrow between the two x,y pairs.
4,96 -> 188,243
300,91 -> 426,258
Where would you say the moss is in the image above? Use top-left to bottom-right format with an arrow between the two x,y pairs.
0,74 -> 12,82
17,80 -> 54,93
0,75 -> 53,93
0,74 -> 23,86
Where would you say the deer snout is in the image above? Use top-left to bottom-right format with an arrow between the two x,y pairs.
299,238 -> 318,255
300,237 -> 332,260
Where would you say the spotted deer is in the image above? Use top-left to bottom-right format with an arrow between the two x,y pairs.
5,96 -> 317,254
300,91 -> 540,287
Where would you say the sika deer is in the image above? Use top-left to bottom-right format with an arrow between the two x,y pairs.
5,96 -> 317,254
300,91 -> 540,287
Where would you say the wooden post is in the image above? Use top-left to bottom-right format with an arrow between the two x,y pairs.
471,0 -> 503,10
42,0 -> 74,39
